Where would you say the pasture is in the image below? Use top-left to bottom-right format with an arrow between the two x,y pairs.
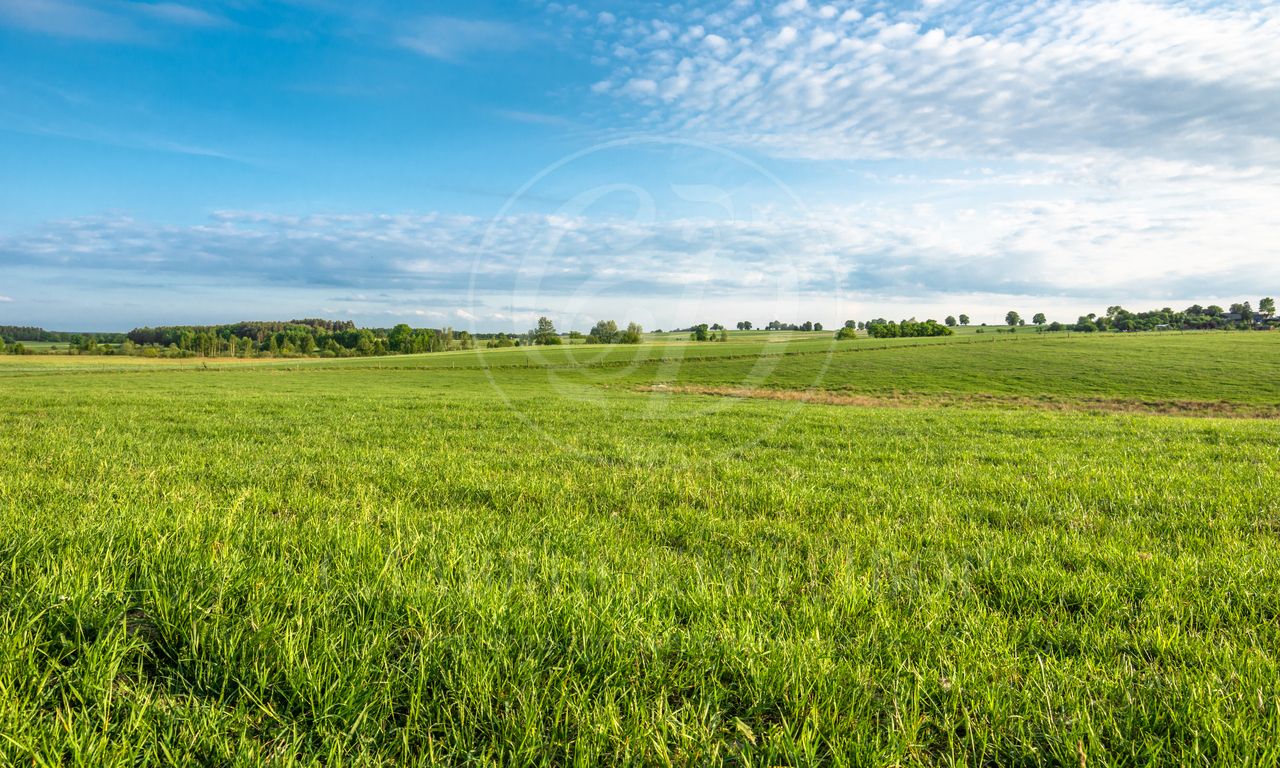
1,331 -> 1278,765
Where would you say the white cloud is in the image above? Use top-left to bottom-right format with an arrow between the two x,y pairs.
563,0 -> 1280,318
0,295 -> 12,302
770,25 -> 798,47
774,0 -> 808,17
3,158 -> 1276,311
703,33 -> 729,55
589,0 -> 1280,166
397,16 -> 525,61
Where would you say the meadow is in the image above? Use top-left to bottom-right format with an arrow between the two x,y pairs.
1,331 -> 1278,766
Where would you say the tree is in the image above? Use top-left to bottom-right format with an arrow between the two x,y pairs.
958,314 -> 970,326
736,321 -> 753,330
388,324 -> 413,353
813,322 -> 823,332
945,316 -> 957,327
532,316 -> 559,345
1005,311 -> 1021,327
1205,305 -> 1224,317
619,322 -> 643,344
1033,312 -> 1047,326
843,320 -> 856,329
588,320 -> 619,344
834,326 -> 858,340
1229,302 -> 1254,323
800,321 -> 813,332
1260,297 -> 1276,316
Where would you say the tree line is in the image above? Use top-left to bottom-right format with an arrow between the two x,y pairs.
1,316 -> 650,357
836,318 -> 954,339
997,299 -> 1276,333
518,317 -> 644,346
119,320 -> 475,358
6,297 -> 1272,357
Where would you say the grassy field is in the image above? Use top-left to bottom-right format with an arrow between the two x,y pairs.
2,331 -> 1278,765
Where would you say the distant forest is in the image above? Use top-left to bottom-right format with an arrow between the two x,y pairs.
0,317 -> 634,358
1,298 -> 1274,357
0,326 -> 127,344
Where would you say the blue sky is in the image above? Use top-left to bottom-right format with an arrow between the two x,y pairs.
1,0 -> 1277,331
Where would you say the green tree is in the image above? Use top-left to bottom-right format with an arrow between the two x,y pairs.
835,326 -> 858,340
690,324 -> 710,341
1005,311 -> 1021,327
619,322 -> 643,344
388,324 -> 414,353
1230,302 -> 1254,323
1033,312 -> 1047,326
736,321 -> 753,330
958,314 -> 970,326
945,316 -> 957,327
813,322 -> 823,332
532,317 -> 559,345
588,320 -> 619,344
1260,297 -> 1276,316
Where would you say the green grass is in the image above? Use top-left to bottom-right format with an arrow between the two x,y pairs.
2,332 -> 1278,765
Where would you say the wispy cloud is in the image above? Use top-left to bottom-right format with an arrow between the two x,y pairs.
4,156 -> 1276,304
0,295 -> 13,302
0,0 -> 229,41
397,16 -> 526,62
0,0 -> 140,41
129,2 -> 228,29
0,116 -> 250,163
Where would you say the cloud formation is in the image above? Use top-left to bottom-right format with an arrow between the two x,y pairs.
4,153 -> 1276,311
586,0 -> 1280,166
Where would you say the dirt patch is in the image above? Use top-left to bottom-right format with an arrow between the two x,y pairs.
638,385 -> 1280,419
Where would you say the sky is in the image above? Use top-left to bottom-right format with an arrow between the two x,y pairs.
1,0 -> 1277,332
